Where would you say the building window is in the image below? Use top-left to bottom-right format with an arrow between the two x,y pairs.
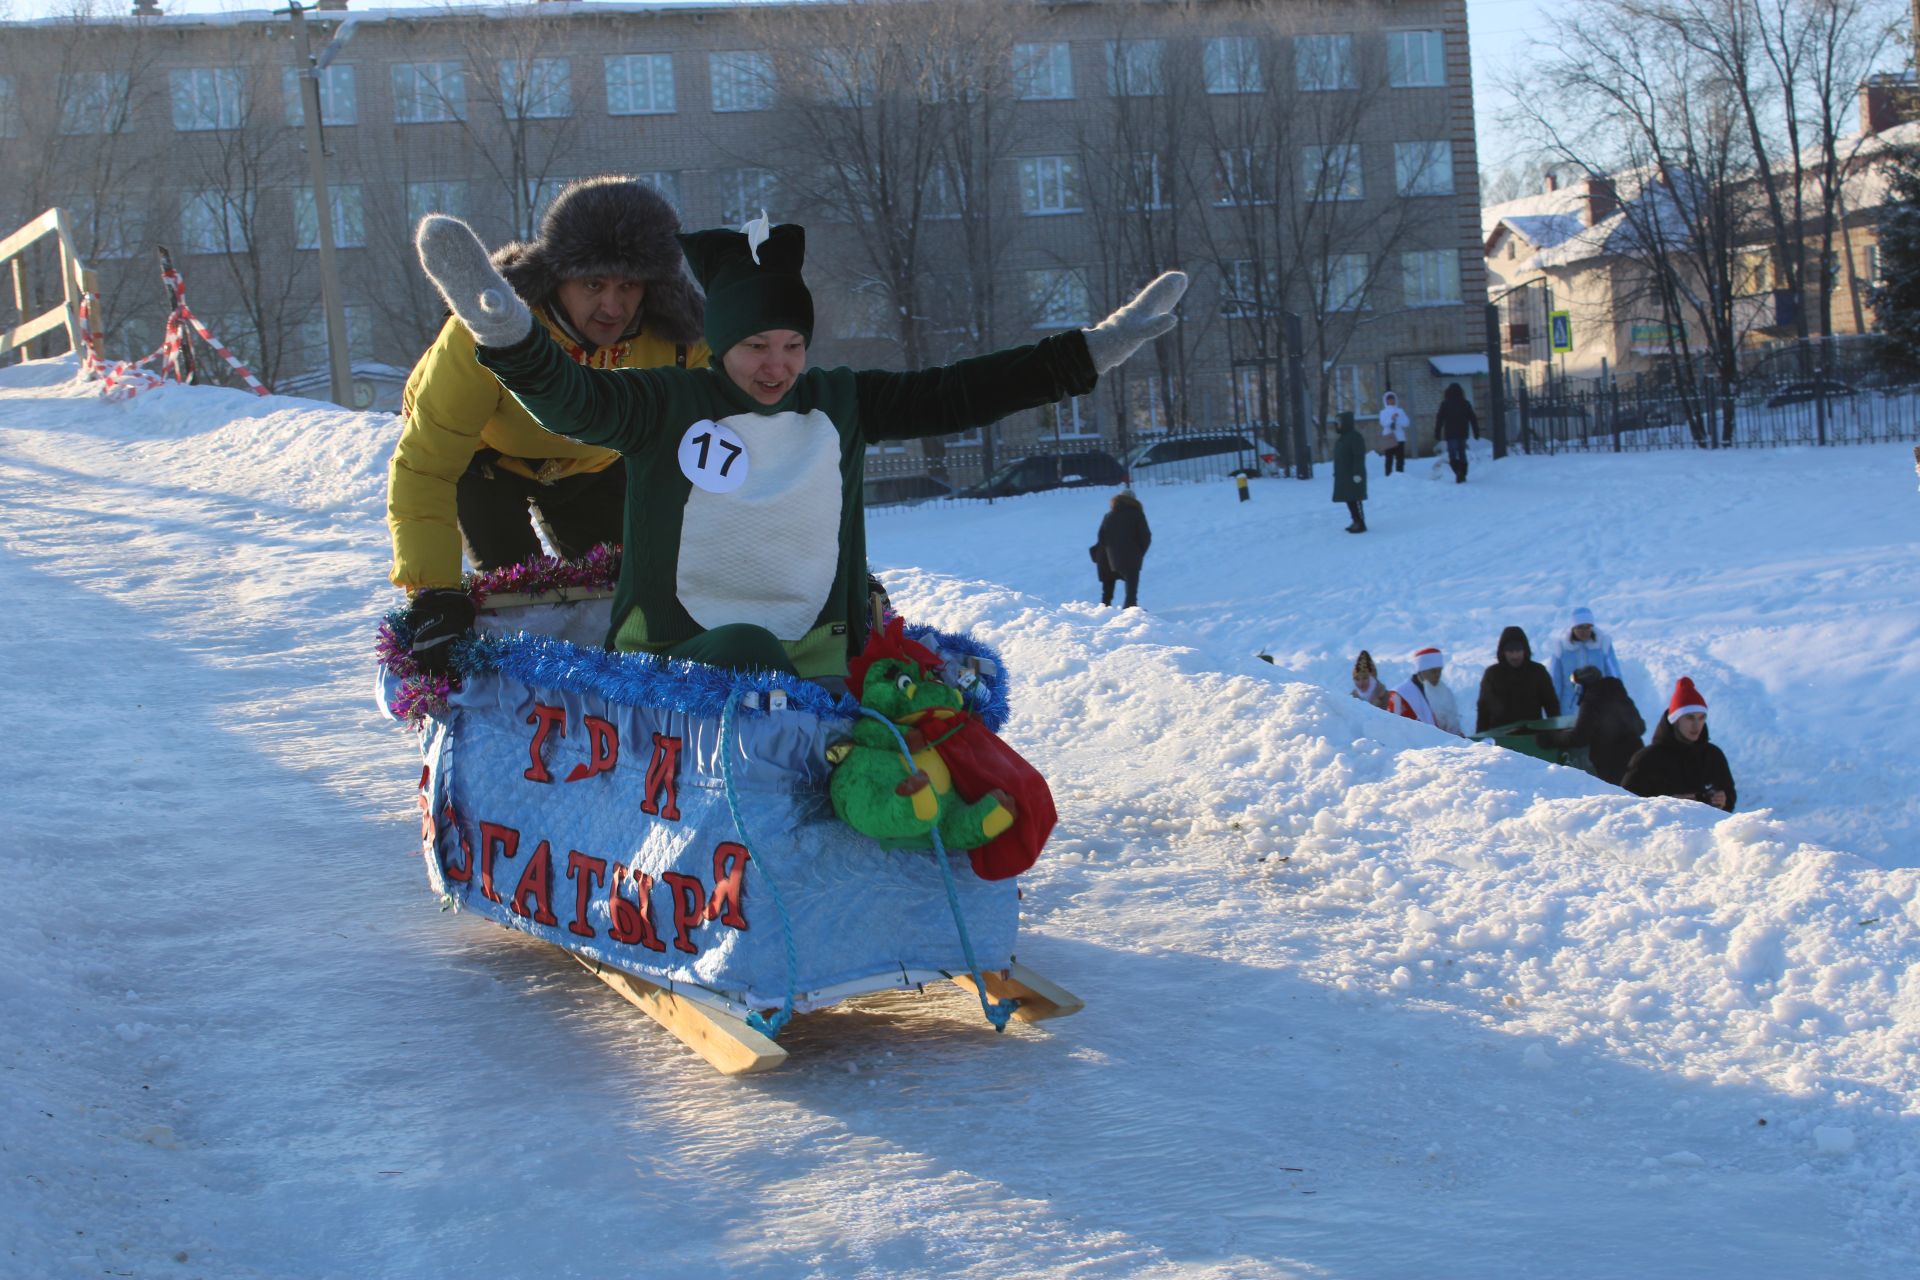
1018,155 -> 1081,215
407,180 -> 469,225
392,62 -> 466,124
717,168 -> 778,225
207,313 -> 261,371
500,57 -> 572,120
1387,31 -> 1447,88
1221,259 -> 1278,318
283,64 -> 357,126
1295,34 -> 1357,92
1213,147 -> 1274,206
522,176 -> 571,229
1318,254 -> 1369,311
1402,249 -> 1462,307
1395,141 -> 1455,196
1047,396 -> 1100,439
1868,244 -> 1884,283
1328,364 -> 1372,418
294,186 -> 366,250
297,304 -> 374,368
924,165 -> 965,220
59,72 -> 130,135
1204,37 -> 1263,94
1026,267 -> 1091,328
710,52 -> 773,112
1129,153 -> 1170,211
1013,42 -> 1073,100
605,53 -> 675,115
1303,144 -> 1364,201
817,48 -> 878,108
1105,39 -> 1164,97
0,75 -> 16,138
180,190 -> 252,255
1233,365 -> 1280,428
170,67 -> 244,132
66,194 -> 146,260
634,170 -> 680,208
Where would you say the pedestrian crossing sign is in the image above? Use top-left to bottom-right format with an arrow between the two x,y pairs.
1549,311 -> 1573,353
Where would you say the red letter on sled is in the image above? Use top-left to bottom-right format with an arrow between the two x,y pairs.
509,839 -> 559,926
477,821 -> 521,903
565,716 -> 619,782
566,851 -> 607,938
639,733 -> 683,821
524,703 -> 568,783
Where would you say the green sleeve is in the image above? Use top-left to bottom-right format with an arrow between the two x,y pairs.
474,326 -> 670,454
854,330 -> 1098,444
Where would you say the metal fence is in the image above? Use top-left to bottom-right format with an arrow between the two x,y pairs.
1505,342 -> 1920,454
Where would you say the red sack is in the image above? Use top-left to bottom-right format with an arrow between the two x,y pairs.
928,713 -> 1057,881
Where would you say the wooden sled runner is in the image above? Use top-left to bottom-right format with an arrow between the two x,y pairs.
577,956 -> 1084,1076
377,560 -> 1080,1074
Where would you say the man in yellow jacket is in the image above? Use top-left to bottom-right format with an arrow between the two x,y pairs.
388,176 -> 708,671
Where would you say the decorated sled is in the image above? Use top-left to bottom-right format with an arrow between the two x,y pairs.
1472,715 -> 1592,773
376,550 -> 1080,1075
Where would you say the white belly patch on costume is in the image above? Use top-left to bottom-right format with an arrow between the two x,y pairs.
676,408 -> 844,640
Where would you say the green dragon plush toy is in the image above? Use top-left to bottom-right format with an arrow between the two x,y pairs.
828,620 -> 1017,852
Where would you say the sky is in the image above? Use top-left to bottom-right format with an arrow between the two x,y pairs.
2,0 -> 1554,182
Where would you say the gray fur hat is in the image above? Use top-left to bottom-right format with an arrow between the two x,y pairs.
490,175 -> 704,346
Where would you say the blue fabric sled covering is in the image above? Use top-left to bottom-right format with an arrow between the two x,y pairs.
382,598 -> 1020,1015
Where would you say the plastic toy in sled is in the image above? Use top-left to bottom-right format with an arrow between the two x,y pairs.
375,552 -> 1080,1075
1472,715 -> 1592,773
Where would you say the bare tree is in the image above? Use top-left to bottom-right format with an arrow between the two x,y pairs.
446,1 -> 588,241
1182,17 -> 1444,458
1513,7 -> 1760,444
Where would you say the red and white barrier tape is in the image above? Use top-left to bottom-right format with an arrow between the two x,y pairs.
80,264 -> 270,400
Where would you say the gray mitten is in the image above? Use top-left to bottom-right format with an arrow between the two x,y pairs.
414,214 -> 533,349
1082,271 -> 1189,373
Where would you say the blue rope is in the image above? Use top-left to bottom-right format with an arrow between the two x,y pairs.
855,707 -> 1018,1032
718,697 -> 801,1040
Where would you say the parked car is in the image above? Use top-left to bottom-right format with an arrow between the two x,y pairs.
863,474 -> 955,509
1764,379 -> 1856,408
957,450 -> 1126,499
1122,432 -> 1278,480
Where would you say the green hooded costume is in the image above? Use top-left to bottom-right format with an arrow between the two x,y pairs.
475,222 -> 1098,677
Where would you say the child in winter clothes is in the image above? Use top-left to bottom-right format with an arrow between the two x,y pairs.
1539,667 -> 1645,786
1378,391 -> 1409,475
1548,606 -> 1624,712
1475,625 -> 1560,732
1350,650 -> 1390,709
1094,491 -> 1151,608
1623,677 -> 1735,810
412,212 -> 1185,677
1388,647 -> 1463,735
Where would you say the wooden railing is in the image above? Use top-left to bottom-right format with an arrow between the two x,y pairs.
1,208 -> 96,364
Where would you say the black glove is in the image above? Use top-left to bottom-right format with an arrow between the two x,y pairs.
405,588 -> 476,675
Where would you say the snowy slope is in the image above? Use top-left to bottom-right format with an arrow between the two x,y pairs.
2,358 -> 1917,1279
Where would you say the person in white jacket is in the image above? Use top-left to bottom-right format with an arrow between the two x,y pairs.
1378,390 -> 1410,475
1547,606 -> 1624,711
1388,647 -> 1464,735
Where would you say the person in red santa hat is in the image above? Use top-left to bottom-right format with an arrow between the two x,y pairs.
1622,676 -> 1736,810
1387,647 -> 1463,736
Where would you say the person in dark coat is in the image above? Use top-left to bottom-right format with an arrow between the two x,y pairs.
1538,667 -> 1645,785
1435,382 -> 1479,483
1094,490 -> 1151,608
1331,412 -> 1369,532
1475,625 -> 1560,732
1622,676 -> 1736,811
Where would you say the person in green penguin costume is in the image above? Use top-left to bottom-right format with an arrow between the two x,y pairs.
413,211 -> 1188,679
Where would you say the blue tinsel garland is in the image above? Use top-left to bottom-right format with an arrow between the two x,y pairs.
378,610 -> 1011,732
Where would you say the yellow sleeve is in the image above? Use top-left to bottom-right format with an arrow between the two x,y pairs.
387,318 -> 503,590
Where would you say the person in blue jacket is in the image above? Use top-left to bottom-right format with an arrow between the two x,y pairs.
1547,606 -> 1623,711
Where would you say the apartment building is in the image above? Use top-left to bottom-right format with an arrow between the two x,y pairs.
0,0 -> 1490,469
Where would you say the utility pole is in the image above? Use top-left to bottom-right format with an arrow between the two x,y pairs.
284,1 -> 353,408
